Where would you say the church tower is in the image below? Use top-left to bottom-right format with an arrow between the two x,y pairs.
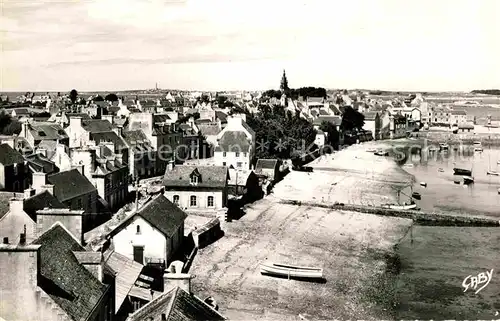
280,69 -> 289,93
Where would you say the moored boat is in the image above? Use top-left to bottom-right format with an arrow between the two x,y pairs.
487,171 -> 499,176
260,262 -> 324,279
411,192 -> 421,200
438,168 -> 445,172
473,141 -> 483,152
374,150 -> 389,156
453,168 -> 472,176
420,182 -> 427,187
382,202 -> 418,210
463,176 -> 474,184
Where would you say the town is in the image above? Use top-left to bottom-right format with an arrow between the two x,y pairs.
2,66 -> 498,321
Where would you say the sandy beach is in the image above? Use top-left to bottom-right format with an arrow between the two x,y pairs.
190,142 -> 415,320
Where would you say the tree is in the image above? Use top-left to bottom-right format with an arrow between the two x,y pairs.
320,121 -> 340,150
93,95 -> 104,102
0,111 -> 21,135
341,106 -> 365,132
105,93 -> 118,102
69,89 -> 78,104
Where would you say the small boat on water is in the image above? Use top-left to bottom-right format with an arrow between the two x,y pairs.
487,171 -> 500,176
463,176 -> 474,184
454,178 -> 461,184
382,202 -> 418,210
438,168 -> 445,172
454,168 -> 472,176
411,192 -> 421,200
473,141 -> 483,152
260,262 -> 324,279
420,182 -> 427,187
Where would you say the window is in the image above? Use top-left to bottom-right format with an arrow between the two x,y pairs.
173,195 -> 179,204
235,152 -> 240,157
77,199 -> 83,209
244,152 -> 247,157
223,152 -> 226,157
13,164 -> 18,176
190,195 -> 197,207
237,162 -> 242,168
190,175 -> 198,184
136,225 -> 141,234
207,196 -> 214,207
222,162 -> 226,166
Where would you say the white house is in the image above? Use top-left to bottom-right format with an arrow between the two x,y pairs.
163,165 -> 229,211
214,115 -> 255,170
106,195 -> 187,267
314,130 -> 326,147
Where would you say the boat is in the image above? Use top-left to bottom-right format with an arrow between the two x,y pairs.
453,168 -> 472,176
487,171 -> 499,176
497,188 -> 500,194
454,178 -> 461,184
411,192 -> 421,200
382,202 -> 418,210
463,176 -> 474,184
439,143 -> 449,150
420,182 -> 427,187
473,141 -> 483,152
260,262 -> 324,279
374,150 -> 389,156
438,168 -> 444,172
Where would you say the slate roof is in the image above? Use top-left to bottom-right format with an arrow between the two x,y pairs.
23,190 -> 66,221
32,223 -> 109,321
82,119 -> 114,133
90,131 -> 128,151
307,97 -> 324,104
28,123 -> 68,141
215,131 -> 251,153
108,195 -> 187,239
65,113 -> 91,120
0,143 -> 25,166
163,165 -> 228,189
103,249 -> 143,313
153,114 -> 170,124
126,287 -> 226,321
73,251 -> 102,264
47,169 -> 97,202
25,153 -> 57,173
215,111 -> 228,123
319,109 -> 329,116
197,123 -> 221,136
329,104 -> 341,114
451,110 -> 467,115
255,159 -> 278,170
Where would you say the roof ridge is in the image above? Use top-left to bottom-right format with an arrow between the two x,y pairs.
34,221 -> 83,247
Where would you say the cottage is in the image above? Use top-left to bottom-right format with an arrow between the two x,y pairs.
19,122 -> 69,148
106,195 -> 187,267
0,143 -> 29,192
163,165 -> 229,211
255,159 -> 280,182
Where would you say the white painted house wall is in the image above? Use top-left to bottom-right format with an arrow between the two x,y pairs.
164,190 -> 224,211
214,151 -> 250,169
112,217 -> 167,265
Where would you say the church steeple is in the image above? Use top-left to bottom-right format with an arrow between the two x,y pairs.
280,69 -> 289,93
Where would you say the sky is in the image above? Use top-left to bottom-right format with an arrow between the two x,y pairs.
1,0 -> 499,92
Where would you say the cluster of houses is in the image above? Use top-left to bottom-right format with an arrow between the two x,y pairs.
0,76 -> 478,321
0,89 -> 290,321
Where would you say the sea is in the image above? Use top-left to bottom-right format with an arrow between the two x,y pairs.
392,147 -> 500,319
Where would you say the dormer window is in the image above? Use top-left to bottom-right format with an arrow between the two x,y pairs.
191,176 -> 198,184
189,168 -> 201,185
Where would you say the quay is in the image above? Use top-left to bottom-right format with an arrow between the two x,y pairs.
279,199 -> 500,227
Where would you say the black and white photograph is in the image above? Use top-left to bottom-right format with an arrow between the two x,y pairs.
0,0 -> 499,320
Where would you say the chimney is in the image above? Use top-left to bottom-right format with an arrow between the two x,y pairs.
163,272 -> 193,294
36,209 -> 85,245
3,237 -> 8,244
32,172 -> 47,194
24,187 -> 36,199
20,225 -> 27,245
113,125 -> 123,137
167,160 -> 174,172
69,116 -> 82,129
73,251 -> 104,282
9,198 -> 24,214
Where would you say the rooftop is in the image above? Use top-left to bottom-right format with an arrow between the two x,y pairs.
47,169 -> 97,202
0,143 -> 25,166
163,165 -> 228,189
